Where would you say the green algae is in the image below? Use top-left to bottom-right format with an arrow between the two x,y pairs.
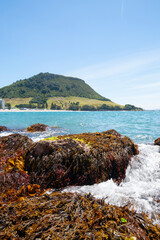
43,135 -> 89,145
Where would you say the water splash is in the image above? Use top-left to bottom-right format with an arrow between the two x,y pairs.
63,144 -> 160,224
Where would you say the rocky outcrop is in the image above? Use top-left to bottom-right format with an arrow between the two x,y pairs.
27,123 -> 48,132
0,125 -> 8,132
25,130 -> 139,188
0,192 -> 159,240
0,130 -> 139,202
154,137 -> 160,146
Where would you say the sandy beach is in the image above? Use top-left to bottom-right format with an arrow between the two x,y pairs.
0,109 -> 72,113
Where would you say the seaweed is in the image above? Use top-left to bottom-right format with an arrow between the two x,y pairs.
0,130 -> 159,239
0,134 -> 33,203
0,192 -> 159,239
27,123 -> 48,132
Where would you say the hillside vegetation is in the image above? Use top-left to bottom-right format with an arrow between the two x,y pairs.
0,72 -> 108,100
1,72 -> 143,111
4,96 -> 121,109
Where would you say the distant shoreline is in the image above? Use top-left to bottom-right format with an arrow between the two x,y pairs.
0,109 -> 146,113
0,109 -> 152,113
0,109 -> 72,113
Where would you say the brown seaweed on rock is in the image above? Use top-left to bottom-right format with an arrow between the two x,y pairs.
25,130 -> 139,188
0,134 -> 33,203
27,123 -> 49,132
154,137 -> 160,146
0,192 -> 159,240
0,125 -> 8,132
0,134 -> 33,173
0,134 -> 33,157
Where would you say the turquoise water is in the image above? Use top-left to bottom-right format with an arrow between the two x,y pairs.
0,110 -> 160,143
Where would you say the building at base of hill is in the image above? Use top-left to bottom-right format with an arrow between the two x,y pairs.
0,99 -> 5,109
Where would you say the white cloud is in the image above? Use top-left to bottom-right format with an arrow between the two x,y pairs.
117,93 -> 160,110
66,49 -> 160,109
125,72 -> 160,84
67,49 -> 160,82
135,81 -> 160,89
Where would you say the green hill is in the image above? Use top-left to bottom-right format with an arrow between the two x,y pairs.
0,72 -> 109,101
0,73 -> 143,111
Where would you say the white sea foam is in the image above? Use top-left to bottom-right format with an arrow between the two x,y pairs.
0,132 -> 12,137
63,144 -> 160,224
0,127 -> 68,142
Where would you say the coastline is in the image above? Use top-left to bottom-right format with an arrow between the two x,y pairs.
0,109 -> 73,113
0,109 -> 147,113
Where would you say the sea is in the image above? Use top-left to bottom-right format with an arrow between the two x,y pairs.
0,110 -> 160,224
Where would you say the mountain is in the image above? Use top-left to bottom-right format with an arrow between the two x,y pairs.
0,73 -> 109,101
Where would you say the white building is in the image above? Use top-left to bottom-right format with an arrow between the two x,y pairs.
0,99 -> 5,109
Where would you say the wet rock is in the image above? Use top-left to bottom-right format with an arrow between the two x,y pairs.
0,134 -> 33,159
0,170 -> 30,202
0,125 -> 8,132
154,137 -> 160,146
0,134 -> 33,202
0,192 -> 159,240
103,129 -> 122,137
27,123 -> 48,132
25,130 -> 139,188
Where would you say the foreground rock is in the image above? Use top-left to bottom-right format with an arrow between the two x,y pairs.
154,137 -> 160,146
25,130 -> 139,188
0,192 -> 159,240
0,125 -> 8,132
27,123 -> 48,132
0,134 -> 33,202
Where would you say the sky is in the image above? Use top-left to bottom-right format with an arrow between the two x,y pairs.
0,0 -> 160,109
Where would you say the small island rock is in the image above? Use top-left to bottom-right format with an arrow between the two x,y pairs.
27,123 -> 49,132
0,125 -> 8,132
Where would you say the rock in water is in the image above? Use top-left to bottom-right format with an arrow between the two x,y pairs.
25,130 -> 139,188
154,137 -> 160,146
27,123 -> 48,132
0,125 -> 8,132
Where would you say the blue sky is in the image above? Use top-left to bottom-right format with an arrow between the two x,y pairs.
0,0 -> 160,109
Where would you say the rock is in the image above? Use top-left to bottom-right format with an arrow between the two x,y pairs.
0,134 -> 33,202
27,123 -> 48,132
103,129 -> 121,137
0,192 -> 159,240
0,134 -> 33,159
154,137 -> 160,146
25,130 -> 139,188
0,125 -> 8,132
